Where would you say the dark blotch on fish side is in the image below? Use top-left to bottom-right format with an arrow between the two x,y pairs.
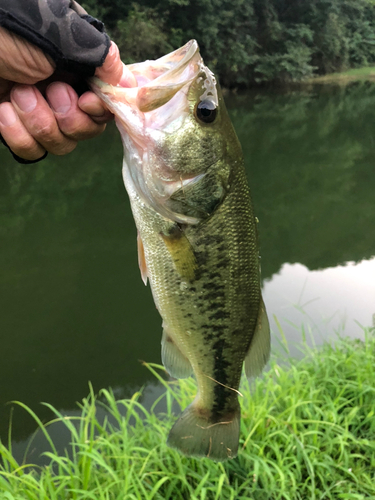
197,233 -> 224,246
231,328 -> 243,337
206,300 -> 224,311
195,249 -> 209,267
202,282 -> 224,291
216,261 -> 228,269
211,338 -> 232,416
209,310 -> 230,321
204,290 -> 225,301
210,325 -> 225,334
208,272 -> 221,280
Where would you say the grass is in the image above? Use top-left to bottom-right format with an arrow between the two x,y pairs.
305,65 -> 375,85
0,328 -> 374,500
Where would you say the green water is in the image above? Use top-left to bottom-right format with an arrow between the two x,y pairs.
0,82 -> 374,449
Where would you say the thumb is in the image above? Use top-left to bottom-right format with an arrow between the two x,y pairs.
95,42 -> 137,87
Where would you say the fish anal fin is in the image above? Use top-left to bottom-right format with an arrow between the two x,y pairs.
137,232 -> 148,286
161,328 -> 193,379
160,226 -> 197,282
167,400 -> 240,461
245,297 -> 270,379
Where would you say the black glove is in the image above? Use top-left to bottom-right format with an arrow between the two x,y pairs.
0,0 -> 110,77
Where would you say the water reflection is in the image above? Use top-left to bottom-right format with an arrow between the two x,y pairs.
1,82 -> 375,450
263,257 -> 375,358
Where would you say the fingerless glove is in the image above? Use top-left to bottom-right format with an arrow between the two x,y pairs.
0,0 -> 110,76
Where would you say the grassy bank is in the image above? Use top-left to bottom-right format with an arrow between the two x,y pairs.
306,66 -> 375,85
0,329 -> 374,500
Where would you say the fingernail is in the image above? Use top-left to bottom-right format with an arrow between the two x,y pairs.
0,103 -> 17,127
12,86 -> 37,113
108,42 -> 116,58
47,83 -> 72,114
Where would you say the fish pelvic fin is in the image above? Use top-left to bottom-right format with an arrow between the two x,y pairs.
161,328 -> 193,379
245,296 -> 270,378
167,401 -> 240,461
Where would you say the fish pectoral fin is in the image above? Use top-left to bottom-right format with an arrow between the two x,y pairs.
244,297 -> 270,379
161,328 -> 193,379
137,232 -> 148,286
160,225 -> 197,282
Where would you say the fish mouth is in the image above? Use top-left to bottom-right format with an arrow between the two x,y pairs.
128,39 -> 200,88
90,40 -> 203,113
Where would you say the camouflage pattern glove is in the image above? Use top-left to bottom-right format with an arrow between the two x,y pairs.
0,0 -> 110,77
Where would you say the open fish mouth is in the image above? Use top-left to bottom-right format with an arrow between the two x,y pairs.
127,39 -> 202,110
128,39 -> 199,80
89,40 -> 217,122
90,40 -> 202,111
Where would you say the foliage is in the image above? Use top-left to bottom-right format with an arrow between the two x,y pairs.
155,0 -> 260,87
81,0 -> 375,86
111,4 -> 173,64
0,328 -> 374,499
253,24 -> 315,83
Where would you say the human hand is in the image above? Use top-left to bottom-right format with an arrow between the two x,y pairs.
0,27 -> 136,162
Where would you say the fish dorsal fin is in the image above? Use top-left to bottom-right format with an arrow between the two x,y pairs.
137,232 -> 148,286
161,327 -> 193,379
160,226 -> 197,282
245,297 -> 270,379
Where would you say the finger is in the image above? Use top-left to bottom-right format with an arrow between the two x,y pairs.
95,42 -> 137,87
11,85 -> 77,155
0,101 -> 46,161
0,27 -> 55,84
95,42 -> 122,85
46,82 -> 106,139
78,91 -> 113,124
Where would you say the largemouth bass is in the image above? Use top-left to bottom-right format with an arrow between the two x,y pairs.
90,40 -> 270,461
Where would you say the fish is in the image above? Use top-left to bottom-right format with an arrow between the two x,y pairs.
90,40 -> 270,461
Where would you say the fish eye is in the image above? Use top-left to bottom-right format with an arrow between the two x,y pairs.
195,100 -> 217,124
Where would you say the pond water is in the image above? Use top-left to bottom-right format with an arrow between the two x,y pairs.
0,82 -> 374,459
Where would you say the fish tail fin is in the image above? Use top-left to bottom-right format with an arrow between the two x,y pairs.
167,401 -> 240,461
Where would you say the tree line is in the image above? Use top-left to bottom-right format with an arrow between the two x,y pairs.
84,0 -> 375,87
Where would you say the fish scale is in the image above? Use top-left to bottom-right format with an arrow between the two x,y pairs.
90,40 -> 270,460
